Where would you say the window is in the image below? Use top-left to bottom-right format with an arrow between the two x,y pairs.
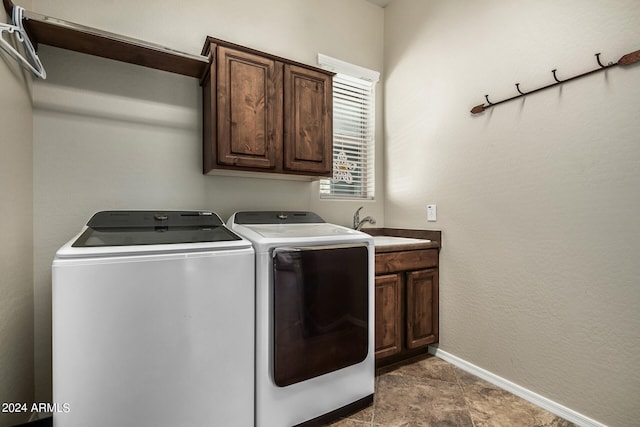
317,54 -> 379,200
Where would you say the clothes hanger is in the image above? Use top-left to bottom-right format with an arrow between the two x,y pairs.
0,5 -> 46,78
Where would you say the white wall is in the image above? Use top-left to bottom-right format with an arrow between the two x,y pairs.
27,0 -> 384,403
384,1 -> 640,426
0,2 -> 35,426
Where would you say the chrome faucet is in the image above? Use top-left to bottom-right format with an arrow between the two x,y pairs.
353,206 -> 376,230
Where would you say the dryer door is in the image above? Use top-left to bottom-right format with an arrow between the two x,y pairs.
273,244 -> 369,387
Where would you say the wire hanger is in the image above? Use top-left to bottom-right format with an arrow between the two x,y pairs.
0,5 -> 46,78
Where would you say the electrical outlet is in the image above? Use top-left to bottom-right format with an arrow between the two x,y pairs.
427,204 -> 437,221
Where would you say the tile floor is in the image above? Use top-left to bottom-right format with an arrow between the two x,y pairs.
326,354 -> 576,427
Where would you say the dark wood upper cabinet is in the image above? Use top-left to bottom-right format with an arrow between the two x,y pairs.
202,37 -> 334,178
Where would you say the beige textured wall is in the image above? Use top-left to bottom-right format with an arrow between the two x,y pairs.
384,1 -> 640,426
28,0 -> 384,403
0,2 -> 34,426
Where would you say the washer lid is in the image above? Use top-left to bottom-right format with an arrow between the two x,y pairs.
233,211 -> 325,225
71,210 -> 242,248
244,223 -> 362,239
229,211 -> 372,251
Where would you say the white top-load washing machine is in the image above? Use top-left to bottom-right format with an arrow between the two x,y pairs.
228,211 -> 375,427
52,210 -> 254,427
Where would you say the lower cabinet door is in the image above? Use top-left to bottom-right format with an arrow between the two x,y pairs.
374,273 -> 402,359
406,268 -> 439,349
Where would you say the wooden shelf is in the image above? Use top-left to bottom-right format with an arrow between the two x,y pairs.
3,0 -> 209,78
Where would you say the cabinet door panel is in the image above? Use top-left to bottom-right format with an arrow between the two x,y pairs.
217,46 -> 282,170
406,268 -> 439,349
375,274 -> 402,359
284,64 -> 332,175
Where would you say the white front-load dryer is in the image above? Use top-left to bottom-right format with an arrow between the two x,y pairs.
229,211 -> 375,427
52,210 -> 254,427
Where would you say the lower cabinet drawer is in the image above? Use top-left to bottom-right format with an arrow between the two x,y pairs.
375,249 -> 438,275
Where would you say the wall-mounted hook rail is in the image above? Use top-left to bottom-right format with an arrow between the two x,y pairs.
470,49 -> 640,115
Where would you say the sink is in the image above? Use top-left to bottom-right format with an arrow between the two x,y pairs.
372,235 -> 431,247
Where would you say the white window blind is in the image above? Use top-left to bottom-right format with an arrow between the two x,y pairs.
317,54 -> 379,200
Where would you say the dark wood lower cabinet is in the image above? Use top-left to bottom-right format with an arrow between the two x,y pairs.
374,248 -> 439,365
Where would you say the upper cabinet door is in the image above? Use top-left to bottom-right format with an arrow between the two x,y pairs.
217,46 -> 283,170
283,64 -> 333,175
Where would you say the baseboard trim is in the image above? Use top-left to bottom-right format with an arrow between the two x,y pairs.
428,346 -> 606,427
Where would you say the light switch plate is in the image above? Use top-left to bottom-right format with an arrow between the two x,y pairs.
427,204 -> 437,221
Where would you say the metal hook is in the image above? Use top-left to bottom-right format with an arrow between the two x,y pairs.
595,52 -> 614,68
551,69 -> 562,83
484,94 -> 494,105
515,83 -> 526,95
